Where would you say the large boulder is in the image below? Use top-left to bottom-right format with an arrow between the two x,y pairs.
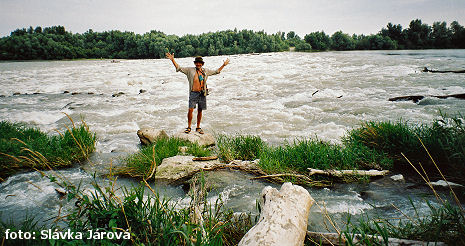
173,130 -> 216,147
137,128 -> 168,145
155,155 -> 221,184
238,182 -> 314,246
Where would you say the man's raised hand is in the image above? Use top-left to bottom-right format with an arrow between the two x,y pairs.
165,52 -> 175,60
223,58 -> 230,66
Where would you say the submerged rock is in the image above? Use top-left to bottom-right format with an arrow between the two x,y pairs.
112,92 -> 125,97
429,180 -> 464,188
173,130 -> 215,147
137,128 -> 169,145
390,174 -> 404,182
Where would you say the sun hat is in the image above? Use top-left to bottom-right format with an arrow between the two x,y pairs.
194,56 -> 204,64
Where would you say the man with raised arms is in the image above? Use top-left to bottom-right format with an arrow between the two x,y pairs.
166,53 -> 229,134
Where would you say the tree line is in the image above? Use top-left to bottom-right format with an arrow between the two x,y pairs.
0,19 -> 464,60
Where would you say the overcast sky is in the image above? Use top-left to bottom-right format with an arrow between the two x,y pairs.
1,0 -> 465,38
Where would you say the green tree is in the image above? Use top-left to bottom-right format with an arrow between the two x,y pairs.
379,22 -> 404,48
450,21 -> 465,48
331,31 -> 355,50
404,19 -> 432,49
304,31 -> 331,51
431,21 -> 452,48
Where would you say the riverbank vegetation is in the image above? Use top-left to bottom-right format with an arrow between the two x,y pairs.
216,113 -> 465,184
1,19 -> 464,60
342,201 -> 464,245
115,137 -> 211,179
0,174 -> 253,245
1,115 -> 464,245
0,118 -> 96,181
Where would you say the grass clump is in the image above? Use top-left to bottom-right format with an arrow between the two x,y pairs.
1,177 -> 253,246
342,196 -> 464,245
216,135 -> 392,178
118,137 -> 211,179
344,113 -> 465,182
0,119 -> 96,181
259,139 -> 392,174
216,134 -> 266,162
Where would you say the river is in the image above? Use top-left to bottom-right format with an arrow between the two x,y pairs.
1,50 -> 465,231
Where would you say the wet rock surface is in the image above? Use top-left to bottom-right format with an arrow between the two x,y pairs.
155,155 -> 221,184
173,130 -> 216,147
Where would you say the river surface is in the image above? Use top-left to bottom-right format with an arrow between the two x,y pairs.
1,50 -> 465,231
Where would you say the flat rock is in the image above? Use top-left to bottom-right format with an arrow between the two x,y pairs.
429,180 -> 464,188
137,128 -> 169,145
173,130 -> 215,146
155,155 -> 221,184
390,174 -> 404,182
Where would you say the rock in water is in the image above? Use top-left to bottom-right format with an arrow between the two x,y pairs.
390,174 -> 404,182
173,130 -> 215,147
155,155 -> 220,184
238,182 -> 314,246
137,128 -> 169,145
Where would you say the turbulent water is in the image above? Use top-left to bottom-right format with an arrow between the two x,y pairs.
1,50 -> 465,231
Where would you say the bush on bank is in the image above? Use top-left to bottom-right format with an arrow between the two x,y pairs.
0,120 -> 96,181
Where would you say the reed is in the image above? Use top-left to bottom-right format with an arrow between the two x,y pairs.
0,118 -> 96,180
344,113 -> 465,183
341,141 -> 465,246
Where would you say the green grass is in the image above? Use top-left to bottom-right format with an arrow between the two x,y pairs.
0,119 -> 97,181
342,199 -> 465,246
344,113 -> 465,183
259,140 -> 392,174
215,113 -> 465,184
216,134 -> 266,162
1,176 -> 253,246
216,135 -> 392,179
117,137 -> 211,179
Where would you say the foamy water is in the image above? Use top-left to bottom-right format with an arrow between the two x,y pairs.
2,50 -> 465,152
1,50 -> 464,230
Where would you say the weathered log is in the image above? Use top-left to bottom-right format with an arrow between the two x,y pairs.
250,173 -> 328,187
306,231 -> 446,246
423,67 -> 465,73
192,156 -> 218,161
238,182 -> 314,246
389,93 -> 465,103
435,93 -> 465,100
388,95 -> 424,103
308,168 -> 389,177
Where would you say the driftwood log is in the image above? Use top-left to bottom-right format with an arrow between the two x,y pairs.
306,231 -> 446,246
238,183 -> 314,246
389,93 -> 465,103
308,168 -> 389,177
422,67 -> 465,73
192,156 -> 218,161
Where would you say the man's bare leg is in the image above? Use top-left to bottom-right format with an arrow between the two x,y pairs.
196,109 -> 203,129
187,108 -> 194,130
